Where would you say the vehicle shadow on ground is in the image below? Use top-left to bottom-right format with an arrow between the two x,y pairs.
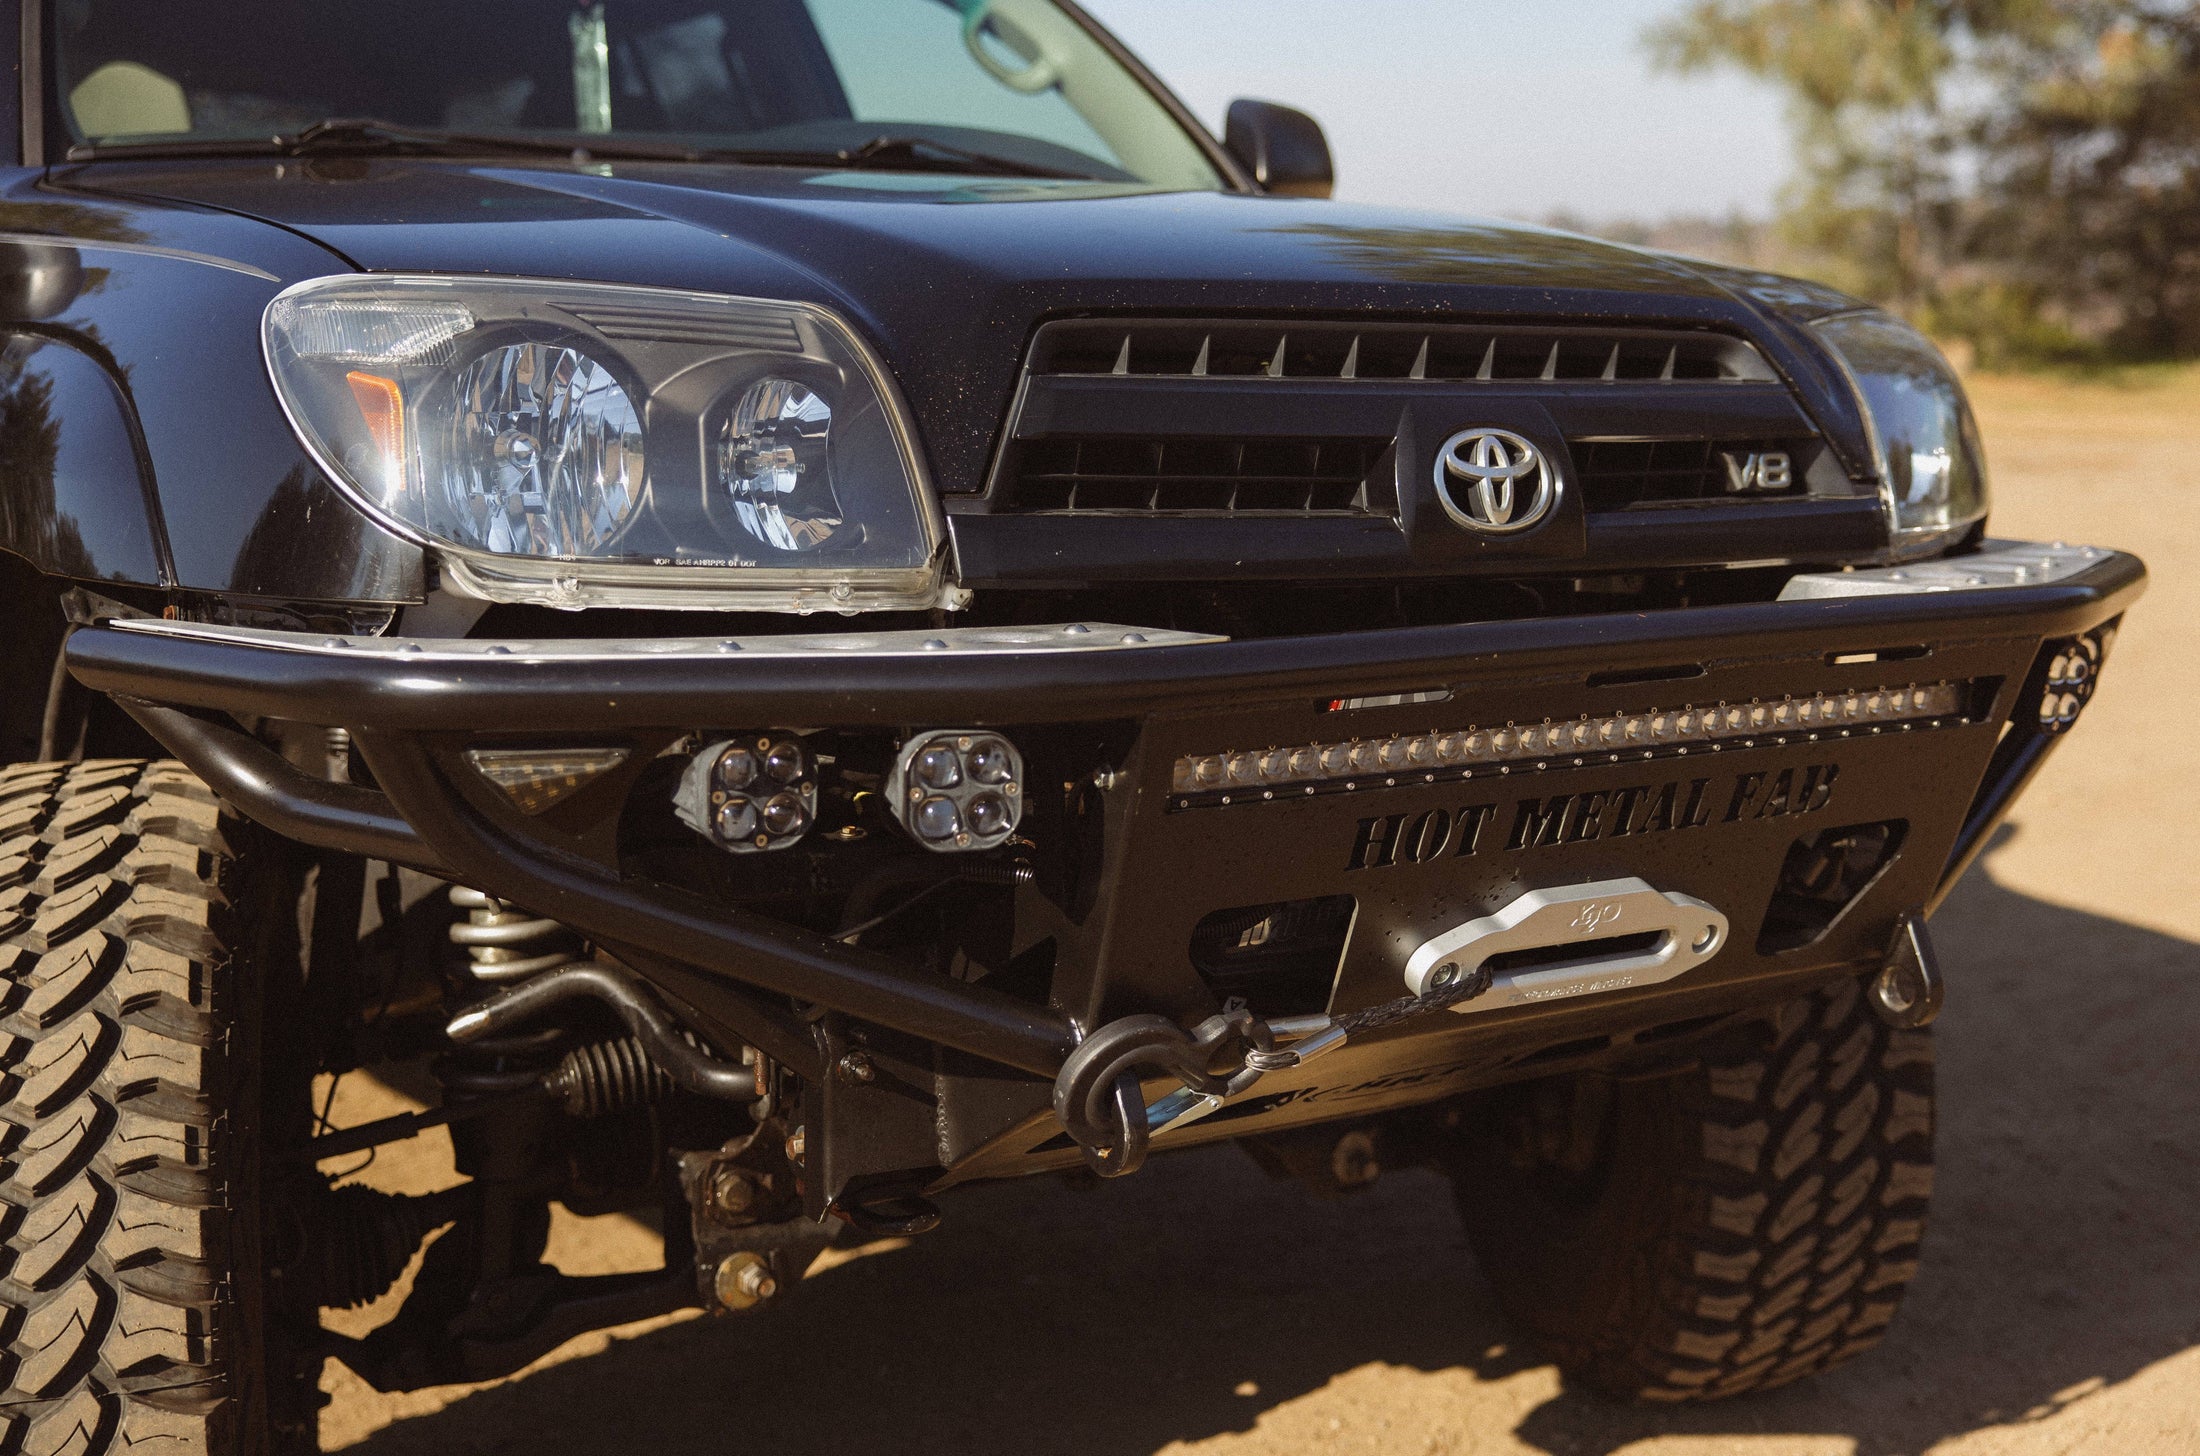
341,834 -> 2200,1456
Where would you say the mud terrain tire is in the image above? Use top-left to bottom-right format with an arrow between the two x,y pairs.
1449,975 -> 1935,1402
0,760 -> 315,1455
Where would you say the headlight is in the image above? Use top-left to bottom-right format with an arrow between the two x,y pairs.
1810,311 -> 1989,551
264,276 -> 947,611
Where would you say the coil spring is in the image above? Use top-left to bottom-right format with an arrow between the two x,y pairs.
449,885 -> 578,983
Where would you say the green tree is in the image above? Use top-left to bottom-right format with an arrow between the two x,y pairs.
1651,0 -> 2200,362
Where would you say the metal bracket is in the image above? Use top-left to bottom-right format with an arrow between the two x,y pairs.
1402,878 -> 1728,1012
1870,911 -> 1943,1028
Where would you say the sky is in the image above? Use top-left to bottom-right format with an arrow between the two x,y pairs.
1080,0 -> 1794,224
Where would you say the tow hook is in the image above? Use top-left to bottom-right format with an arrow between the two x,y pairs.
1870,911 -> 1943,1028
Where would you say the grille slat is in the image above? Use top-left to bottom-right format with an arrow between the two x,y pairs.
1030,319 -> 1775,385
1002,434 -> 1390,515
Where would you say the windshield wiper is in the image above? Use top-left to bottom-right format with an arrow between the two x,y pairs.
67,117 -> 708,164
693,135 -> 1089,179
829,135 -> 1089,179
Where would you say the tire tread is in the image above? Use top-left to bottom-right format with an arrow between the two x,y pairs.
1608,978 -> 1935,1401
0,763 -> 271,1456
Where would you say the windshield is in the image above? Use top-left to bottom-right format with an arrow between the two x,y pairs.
49,0 -> 1225,188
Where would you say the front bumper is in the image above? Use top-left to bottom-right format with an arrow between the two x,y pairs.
67,539 -> 2143,1182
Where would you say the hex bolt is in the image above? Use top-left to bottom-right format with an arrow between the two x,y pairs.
1329,1130 -> 1381,1190
714,1251 -> 778,1311
837,1051 -> 877,1085
783,1126 -> 807,1165
707,1166 -> 758,1223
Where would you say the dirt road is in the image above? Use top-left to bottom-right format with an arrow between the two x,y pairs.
318,367 -> 2200,1456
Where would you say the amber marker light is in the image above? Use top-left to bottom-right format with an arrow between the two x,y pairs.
344,370 -> 406,498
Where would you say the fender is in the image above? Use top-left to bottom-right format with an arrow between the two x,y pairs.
0,187 -> 425,602
0,313 -> 165,584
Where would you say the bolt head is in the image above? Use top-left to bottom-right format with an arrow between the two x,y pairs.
707,1166 -> 758,1222
837,1051 -> 877,1084
1329,1130 -> 1381,1190
714,1251 -> 778,1311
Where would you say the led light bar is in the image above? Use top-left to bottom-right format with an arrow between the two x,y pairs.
1171,682 -> 1967,802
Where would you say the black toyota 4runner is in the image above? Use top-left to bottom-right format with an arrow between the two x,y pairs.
0,2 -> 2145,1449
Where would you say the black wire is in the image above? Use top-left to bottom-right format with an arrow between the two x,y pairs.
834,877 -> 958,944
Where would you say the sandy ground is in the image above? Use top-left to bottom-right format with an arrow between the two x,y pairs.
315,367 -> 2200,1456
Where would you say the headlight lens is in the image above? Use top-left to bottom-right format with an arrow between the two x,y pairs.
264,276 -> 946,611
437,342 -> 646,557
1810,311 -> 1989,548
720,377 -> 843,553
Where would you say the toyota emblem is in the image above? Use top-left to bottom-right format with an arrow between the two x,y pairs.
1434,428 -> 1561,534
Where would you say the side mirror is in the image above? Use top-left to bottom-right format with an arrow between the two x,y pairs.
1223,99 -> 1335,199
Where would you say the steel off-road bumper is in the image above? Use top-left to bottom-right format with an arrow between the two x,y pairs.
65,540 -> 2143,1185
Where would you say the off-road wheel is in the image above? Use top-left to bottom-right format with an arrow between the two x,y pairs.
1447,974 -> 1935,1402
0,760 -> 319,1455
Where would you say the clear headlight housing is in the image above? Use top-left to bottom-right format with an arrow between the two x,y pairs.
264,276 -> 948,611
1811,311 -> 1989,554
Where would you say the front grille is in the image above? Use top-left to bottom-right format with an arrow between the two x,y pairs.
957,314 -> 1884,585
1029,318 -> 1777,385
1573,438 -> 1817,511
999,435 -> 1392,515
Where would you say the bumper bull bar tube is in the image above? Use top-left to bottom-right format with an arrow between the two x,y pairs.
65,546 -> 2141,733
65,541 -> 2144,1081
110,697 -> 1079,1078
115,699 -> 451,874
349,727 -> 1079,1076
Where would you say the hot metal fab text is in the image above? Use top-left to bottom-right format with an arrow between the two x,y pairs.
1344,762 -> 1840,872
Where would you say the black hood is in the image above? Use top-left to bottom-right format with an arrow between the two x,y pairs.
65,158 -> 1795,493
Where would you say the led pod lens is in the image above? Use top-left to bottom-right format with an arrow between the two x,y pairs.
674,734 -> 817,854
263,275 -> 948,612
887,732 -> 1024,853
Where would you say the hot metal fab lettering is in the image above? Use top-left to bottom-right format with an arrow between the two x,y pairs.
1345,763 -> 1840,871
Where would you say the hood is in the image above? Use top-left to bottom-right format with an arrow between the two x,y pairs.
63,157 -> 1779,493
